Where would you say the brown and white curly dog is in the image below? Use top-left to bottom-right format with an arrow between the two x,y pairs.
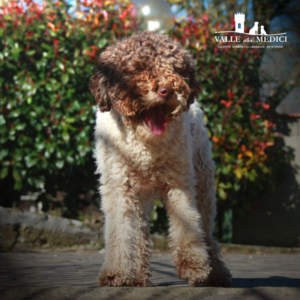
90,31 -> 231,287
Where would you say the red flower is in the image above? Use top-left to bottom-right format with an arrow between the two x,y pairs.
202,13 -> 208,25
47,22 -> 56,31
240,144 -> 246,152
227,89 -> 234,100
119,10 -> 128,20
262,103 -> 270,110
184,27 -> 190,35
85,45 -> 98,61
220,100 -> 233,108
211,136 -> 219,143
250,113 -> 261,120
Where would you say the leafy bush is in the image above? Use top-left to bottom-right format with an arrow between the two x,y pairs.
0,0 -> 134,215
171,16 -> 294,238
0,1 -> 293,236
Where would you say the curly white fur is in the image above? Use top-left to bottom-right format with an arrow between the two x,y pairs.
94,101 -> 231,287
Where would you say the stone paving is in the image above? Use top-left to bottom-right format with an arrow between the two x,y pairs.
0,252 -> 300,299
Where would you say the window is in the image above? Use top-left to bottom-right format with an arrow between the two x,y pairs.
238,23 -> 241,29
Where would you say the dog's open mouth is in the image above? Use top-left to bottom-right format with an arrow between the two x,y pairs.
144,105 -> 167,135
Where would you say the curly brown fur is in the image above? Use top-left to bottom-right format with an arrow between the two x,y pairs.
90,31 -> 201,126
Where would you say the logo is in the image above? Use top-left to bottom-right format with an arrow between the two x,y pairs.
214,13 -> 287,49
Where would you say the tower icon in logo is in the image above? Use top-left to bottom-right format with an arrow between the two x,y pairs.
234,13 -> 245,33
215,12 -> 286,37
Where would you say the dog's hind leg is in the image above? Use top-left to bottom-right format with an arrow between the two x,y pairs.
194,151 -> 232,287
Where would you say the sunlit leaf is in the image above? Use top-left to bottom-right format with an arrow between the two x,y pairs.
0,167 -> 8,179
234,169 -> 242,179
218,188 -> 227,200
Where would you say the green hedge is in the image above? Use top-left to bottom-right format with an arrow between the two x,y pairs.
0,0 -> 134,215
170,17 -> 294,238
0,1 -> 293,234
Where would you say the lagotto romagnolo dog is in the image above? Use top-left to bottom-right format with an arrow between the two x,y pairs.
89,31 -> 232,287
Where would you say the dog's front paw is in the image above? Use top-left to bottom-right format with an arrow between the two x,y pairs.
134,278 -> 150,287
98,270 -> 134,287
178,264 -> 211,285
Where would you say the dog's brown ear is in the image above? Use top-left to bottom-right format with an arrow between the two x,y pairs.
89,68 -> 112,112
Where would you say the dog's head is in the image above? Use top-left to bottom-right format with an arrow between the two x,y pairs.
90,31 -> 200,136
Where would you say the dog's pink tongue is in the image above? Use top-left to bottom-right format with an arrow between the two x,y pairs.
145,106 -> 167,135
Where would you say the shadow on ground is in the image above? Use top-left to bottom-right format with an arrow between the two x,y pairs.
232,277 -> 300,288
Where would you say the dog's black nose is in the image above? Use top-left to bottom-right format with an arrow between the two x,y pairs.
157,85 -> 172,98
